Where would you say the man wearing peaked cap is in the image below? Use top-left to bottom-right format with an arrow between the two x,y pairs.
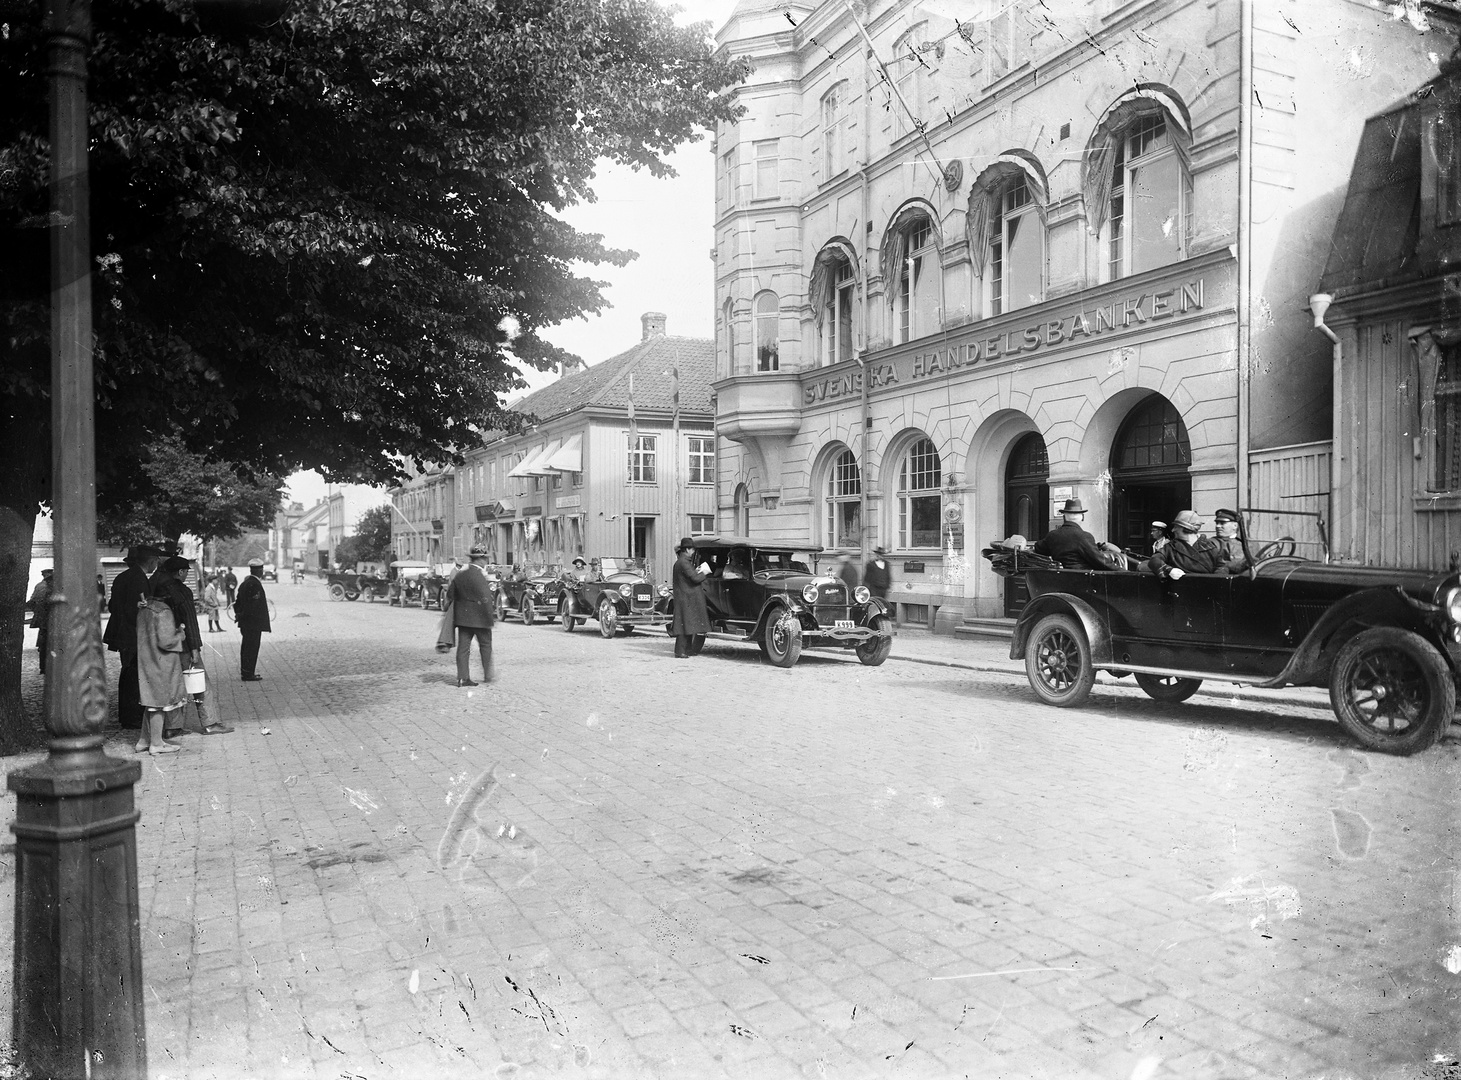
235,557 -> 271,680
1212,507 -> 1249,573
1032,497 -> 1122,571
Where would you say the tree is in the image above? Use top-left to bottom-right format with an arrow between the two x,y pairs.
96,433 -> 283,550
352,507 -> 394,564
0,0 -> 747,744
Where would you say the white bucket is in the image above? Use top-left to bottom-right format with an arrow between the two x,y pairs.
183,667 -> 206,695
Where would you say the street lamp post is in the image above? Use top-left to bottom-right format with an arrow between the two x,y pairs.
8,0 -> 148,1076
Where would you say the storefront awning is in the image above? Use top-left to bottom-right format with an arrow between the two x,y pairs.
523,440 -> 563,476
506,445 -> 548,478
542,434 -> 582,473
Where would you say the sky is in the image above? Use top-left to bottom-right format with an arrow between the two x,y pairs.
286,0 -> 736,510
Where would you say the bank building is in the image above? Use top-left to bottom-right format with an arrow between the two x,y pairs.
709,0 -> 1453,632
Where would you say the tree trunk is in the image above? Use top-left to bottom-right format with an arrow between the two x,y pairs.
0,420 -> 45,754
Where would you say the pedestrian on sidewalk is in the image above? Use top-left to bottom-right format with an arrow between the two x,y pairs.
103,544 -> 163,729
202,573 -> 225,632
224,567 -> 238,607
152,557 -> 232,736
446,544 -> 496,687
27,568 -> 53,674
135,592 -> 187,755
671,537 -> 711,659
864,547 -> 895,626
236,559 -> 271,681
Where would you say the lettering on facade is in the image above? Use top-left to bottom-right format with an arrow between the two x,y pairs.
801,278 -> 1207,406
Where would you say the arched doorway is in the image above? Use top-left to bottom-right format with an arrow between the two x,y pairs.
1109,395 -> 1191,552
1004,432 -> 1049,616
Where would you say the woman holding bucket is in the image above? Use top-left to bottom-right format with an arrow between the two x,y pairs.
150,556 -> 233,739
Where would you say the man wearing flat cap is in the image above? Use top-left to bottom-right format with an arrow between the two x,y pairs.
445,544 -> 496,686
1148,510 -> 1225,578
235,558 -> 271,681
1033,498 -> 1123,571
103,544 -> 163,728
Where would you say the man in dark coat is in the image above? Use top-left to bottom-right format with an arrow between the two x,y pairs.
1033,498 -> 1118,570
224,568 -> 238,607
1148,510 -> 1225,578
235,559 -> 271,681
1212,508 -> 1250,573
671,537 -> 711,659
445,545 -> 496,686
863,547 -> 894,625
103,544 -> 163,728
27,568 -> 53,674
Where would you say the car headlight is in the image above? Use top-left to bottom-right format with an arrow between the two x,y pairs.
854,585 -> 870,604
619,583 -> 633,599
658,584 -> 670,598
802,583 -> 819,604
1446,586 -> 1461,624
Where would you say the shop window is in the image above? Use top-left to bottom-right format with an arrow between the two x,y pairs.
754,140 -> 779,200
825,448 -> 862,548
754,291 -> 779,371
897,437 -> 942,549
628,434 -> 657,484
897,220 -> 939,343
688,436 -> 716,485
689,514 -> 715,536
821,83 -> 848,180
991,177 -> 1043,315
1109,112 -> 1187,278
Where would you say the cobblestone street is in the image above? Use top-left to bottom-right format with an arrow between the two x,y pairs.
4,582 -> 1460,1079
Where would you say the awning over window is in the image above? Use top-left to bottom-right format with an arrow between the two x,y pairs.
1081,87 -> 1192,238
523,440 -> 563,476
965,153 -> 1050,279
543,434 -> 583,473
506,445 -> 548,478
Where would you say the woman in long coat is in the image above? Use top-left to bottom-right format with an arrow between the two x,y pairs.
671,537 -> 711,659
136,596 -> 187,754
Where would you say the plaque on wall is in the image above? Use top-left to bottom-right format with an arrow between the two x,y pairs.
903,561 -> 925,573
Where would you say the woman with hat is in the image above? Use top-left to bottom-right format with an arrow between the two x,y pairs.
671,537 -> 712,659
150,557 -> 233,737
1147,510 -> 1224,578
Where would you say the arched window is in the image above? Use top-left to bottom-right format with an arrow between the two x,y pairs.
822,83 -> 848,180
722,296 -> 736,374
1084,91 -> 1192,281
886,214 -> 938,344
991,177 -> 1043,315
734,484 -> 751,535
810,243 -> 857,366
754,291 -> 779,372
824,448 -> 861,548
896,437 -> 942,549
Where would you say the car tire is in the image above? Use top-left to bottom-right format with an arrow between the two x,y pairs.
598,597 -> 618,639
437,590 -> 449,612
855,615 -> 893,667
1329,627 -> 1454,755
329,584 -> 346,602
345,591 -> 359,602
560,599 -> 576,632
1134,673 -> 1202,702
763,610 -> 802,668
496,594 -> 508,623
521,598 -> 536,626
1025,613 -> 1095,707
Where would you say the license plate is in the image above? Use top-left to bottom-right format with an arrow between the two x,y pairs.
834,620 -> 854,630
634,592 -> 652,602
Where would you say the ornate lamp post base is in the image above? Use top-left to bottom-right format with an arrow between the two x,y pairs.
9,737 -> 145,1080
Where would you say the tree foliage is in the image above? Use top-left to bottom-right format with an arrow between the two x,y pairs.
351,506 -> 394,564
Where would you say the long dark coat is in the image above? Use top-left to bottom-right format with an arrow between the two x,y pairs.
235,574 -> 271,632
446,564 -> 496,629
151,575 -> 202,653
102,564 -> 150,652
671,552 -> 712,636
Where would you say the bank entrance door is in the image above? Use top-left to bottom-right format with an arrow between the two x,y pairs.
1109,395 -> 1191,554
1004,432 -> 1050,617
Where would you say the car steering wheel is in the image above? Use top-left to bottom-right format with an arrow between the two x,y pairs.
1253,536 -> 1296,561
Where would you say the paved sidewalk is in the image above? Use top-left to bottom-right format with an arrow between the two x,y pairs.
2,587 -> 1458,1079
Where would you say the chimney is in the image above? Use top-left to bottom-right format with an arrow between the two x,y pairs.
641,312 -> 667,341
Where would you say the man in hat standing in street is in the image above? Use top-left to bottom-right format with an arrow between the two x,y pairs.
103,544 -> 163,728
671,537 -> 712,659
864,547 -> 894,625
235,558 -> 271,681
27,568 -> 53,674
446,544 -> 496,686
1033,499 -> 1122,570
1148,510 -> 1225,578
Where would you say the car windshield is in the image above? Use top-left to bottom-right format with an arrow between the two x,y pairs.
598,557 -> 643,577
753,551 -> 814,575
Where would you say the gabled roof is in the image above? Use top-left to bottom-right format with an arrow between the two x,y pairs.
509,335 -> 715,425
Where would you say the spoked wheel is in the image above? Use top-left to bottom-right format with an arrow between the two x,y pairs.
598,598 -> 619,639
1329,627 -> 1453,754
329,583 -> 346,601
495,593 -> 507,622
763,610 -> 802,668
559,599 -> 576,632
1025,613 -> 1095,707
345,591 -> 360,602
521,598 -> 536,626
1134,673 -> 1202,702
855,615 -> 893,667
437,590 -> 449,612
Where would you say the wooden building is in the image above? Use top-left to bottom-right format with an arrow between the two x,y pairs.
449,314 -> 716,582
710,0 -> 1450,631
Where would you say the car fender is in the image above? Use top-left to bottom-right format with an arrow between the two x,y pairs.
753,599 -> 798,638
1281,585 -> 1456,685
1009,593 -> 1113,664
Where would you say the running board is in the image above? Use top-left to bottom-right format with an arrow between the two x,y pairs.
1097,661 -> 1279,687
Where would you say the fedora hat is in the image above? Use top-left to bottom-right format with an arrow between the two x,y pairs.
1060,498 -> 1086,516
1172,510 -> 1204,531
676,536 -> 696,552
468,544 -> 490,558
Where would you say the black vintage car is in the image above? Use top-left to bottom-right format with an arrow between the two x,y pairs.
497,567 -> 566,625
665,537 -> 893,668
1007,530 -> 1461,755
558,556 -> 671,638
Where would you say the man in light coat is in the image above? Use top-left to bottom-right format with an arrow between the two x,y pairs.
446,544 -> 497,686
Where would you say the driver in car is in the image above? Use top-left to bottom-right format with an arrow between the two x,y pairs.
1147,510 -> 1225,579
1212,508 -> 1250,573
